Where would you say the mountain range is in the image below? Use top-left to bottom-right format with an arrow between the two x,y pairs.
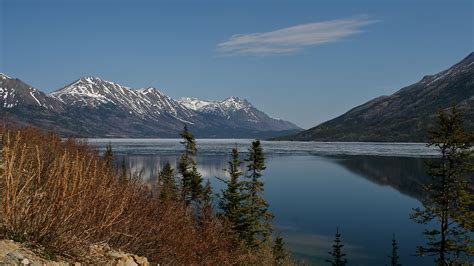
0,74 -> 301,138
3,52 -> 472,141
277,52 -> 474,142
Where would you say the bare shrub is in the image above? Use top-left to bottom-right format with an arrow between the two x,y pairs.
0,127 -> 249,264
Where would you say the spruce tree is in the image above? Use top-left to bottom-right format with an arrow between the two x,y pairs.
158,162 -> 177,201
243,140 -> 273,248
190,164 -> 204,201
178,125 -> 204,205
388,234 -> 401,266
218,146 -> 248,241
202,179 -> 213,204
119,157 -> 127,183
273,235 -> 288,265
410,106 -> 473,264
103,143 -> 114,170
201,179 -> 214,215
326,227 -> 347,266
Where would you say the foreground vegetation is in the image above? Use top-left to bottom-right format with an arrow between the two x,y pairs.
0,126 -> 290,264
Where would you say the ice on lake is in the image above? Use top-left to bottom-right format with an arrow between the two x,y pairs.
86,139 -> 439,158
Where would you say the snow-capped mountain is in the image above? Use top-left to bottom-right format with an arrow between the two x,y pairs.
0,73 -> 62,109
51,77 -> 195,123
179,96 -> 253,118
0,74 -> 301,138
178,97 -> 214,111
179,96 -> 298,131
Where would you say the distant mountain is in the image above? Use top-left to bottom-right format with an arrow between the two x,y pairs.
277,52 -> 474,142
178,97 -> 298,131
0,73 -> 62,110
0,75 -> 301,138
51,77 -> 196,124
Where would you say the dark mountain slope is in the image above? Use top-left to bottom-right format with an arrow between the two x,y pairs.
0,74 -> 63,110
278,53 -> 474,142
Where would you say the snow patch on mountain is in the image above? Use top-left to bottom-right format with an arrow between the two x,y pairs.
178,96 -> 253,116
29,89 -> 42,106
0,88 -> 18,108
0,73 -> 12,80
178,97 -> 213,110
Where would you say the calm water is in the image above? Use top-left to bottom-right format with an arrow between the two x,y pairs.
88,139 -> 439,265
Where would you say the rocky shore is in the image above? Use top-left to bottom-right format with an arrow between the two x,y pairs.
0,239 -> 150,266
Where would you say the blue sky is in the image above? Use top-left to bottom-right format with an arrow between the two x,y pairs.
1,0 -> 472,128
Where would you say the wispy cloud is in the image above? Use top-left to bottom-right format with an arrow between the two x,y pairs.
216,16 -> 378,56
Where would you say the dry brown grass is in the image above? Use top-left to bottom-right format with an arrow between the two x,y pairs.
0,127 -> 255,264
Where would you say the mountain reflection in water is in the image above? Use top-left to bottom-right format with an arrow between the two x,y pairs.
117,154 -> 432,202
331,155 -> 432,201
111,153 -> 434,265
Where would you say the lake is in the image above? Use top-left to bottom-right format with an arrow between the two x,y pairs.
87,139 -> 439,265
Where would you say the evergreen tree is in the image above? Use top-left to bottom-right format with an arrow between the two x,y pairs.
218,146 -> 248,241
103,143 -> 114,170
388,234 -> 401,266
326,227 -> 347,266
190,164 -> 204,201
158,162 -> 177,201
273,235 -> 288,265
196,179 -> 221,252
243,140 -> 273,248
119,157 -> 127,183
410,106 -> 473,264
200,179 -> 213,219
178,125 -> 204,204
202,179 -> 213,203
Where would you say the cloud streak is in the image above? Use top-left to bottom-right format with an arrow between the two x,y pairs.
216,16 -> 378,56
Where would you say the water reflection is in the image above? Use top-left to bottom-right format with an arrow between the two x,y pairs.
331,155 -> 432,201
114,153 -> 433,265
118,154 -> 433,203
118,154 -> 233,182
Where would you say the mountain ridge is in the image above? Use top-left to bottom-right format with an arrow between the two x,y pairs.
276,52 -> 474,142
0,75 -> 301,138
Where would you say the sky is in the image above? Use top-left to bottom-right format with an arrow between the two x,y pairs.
0,0 -> 472,128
